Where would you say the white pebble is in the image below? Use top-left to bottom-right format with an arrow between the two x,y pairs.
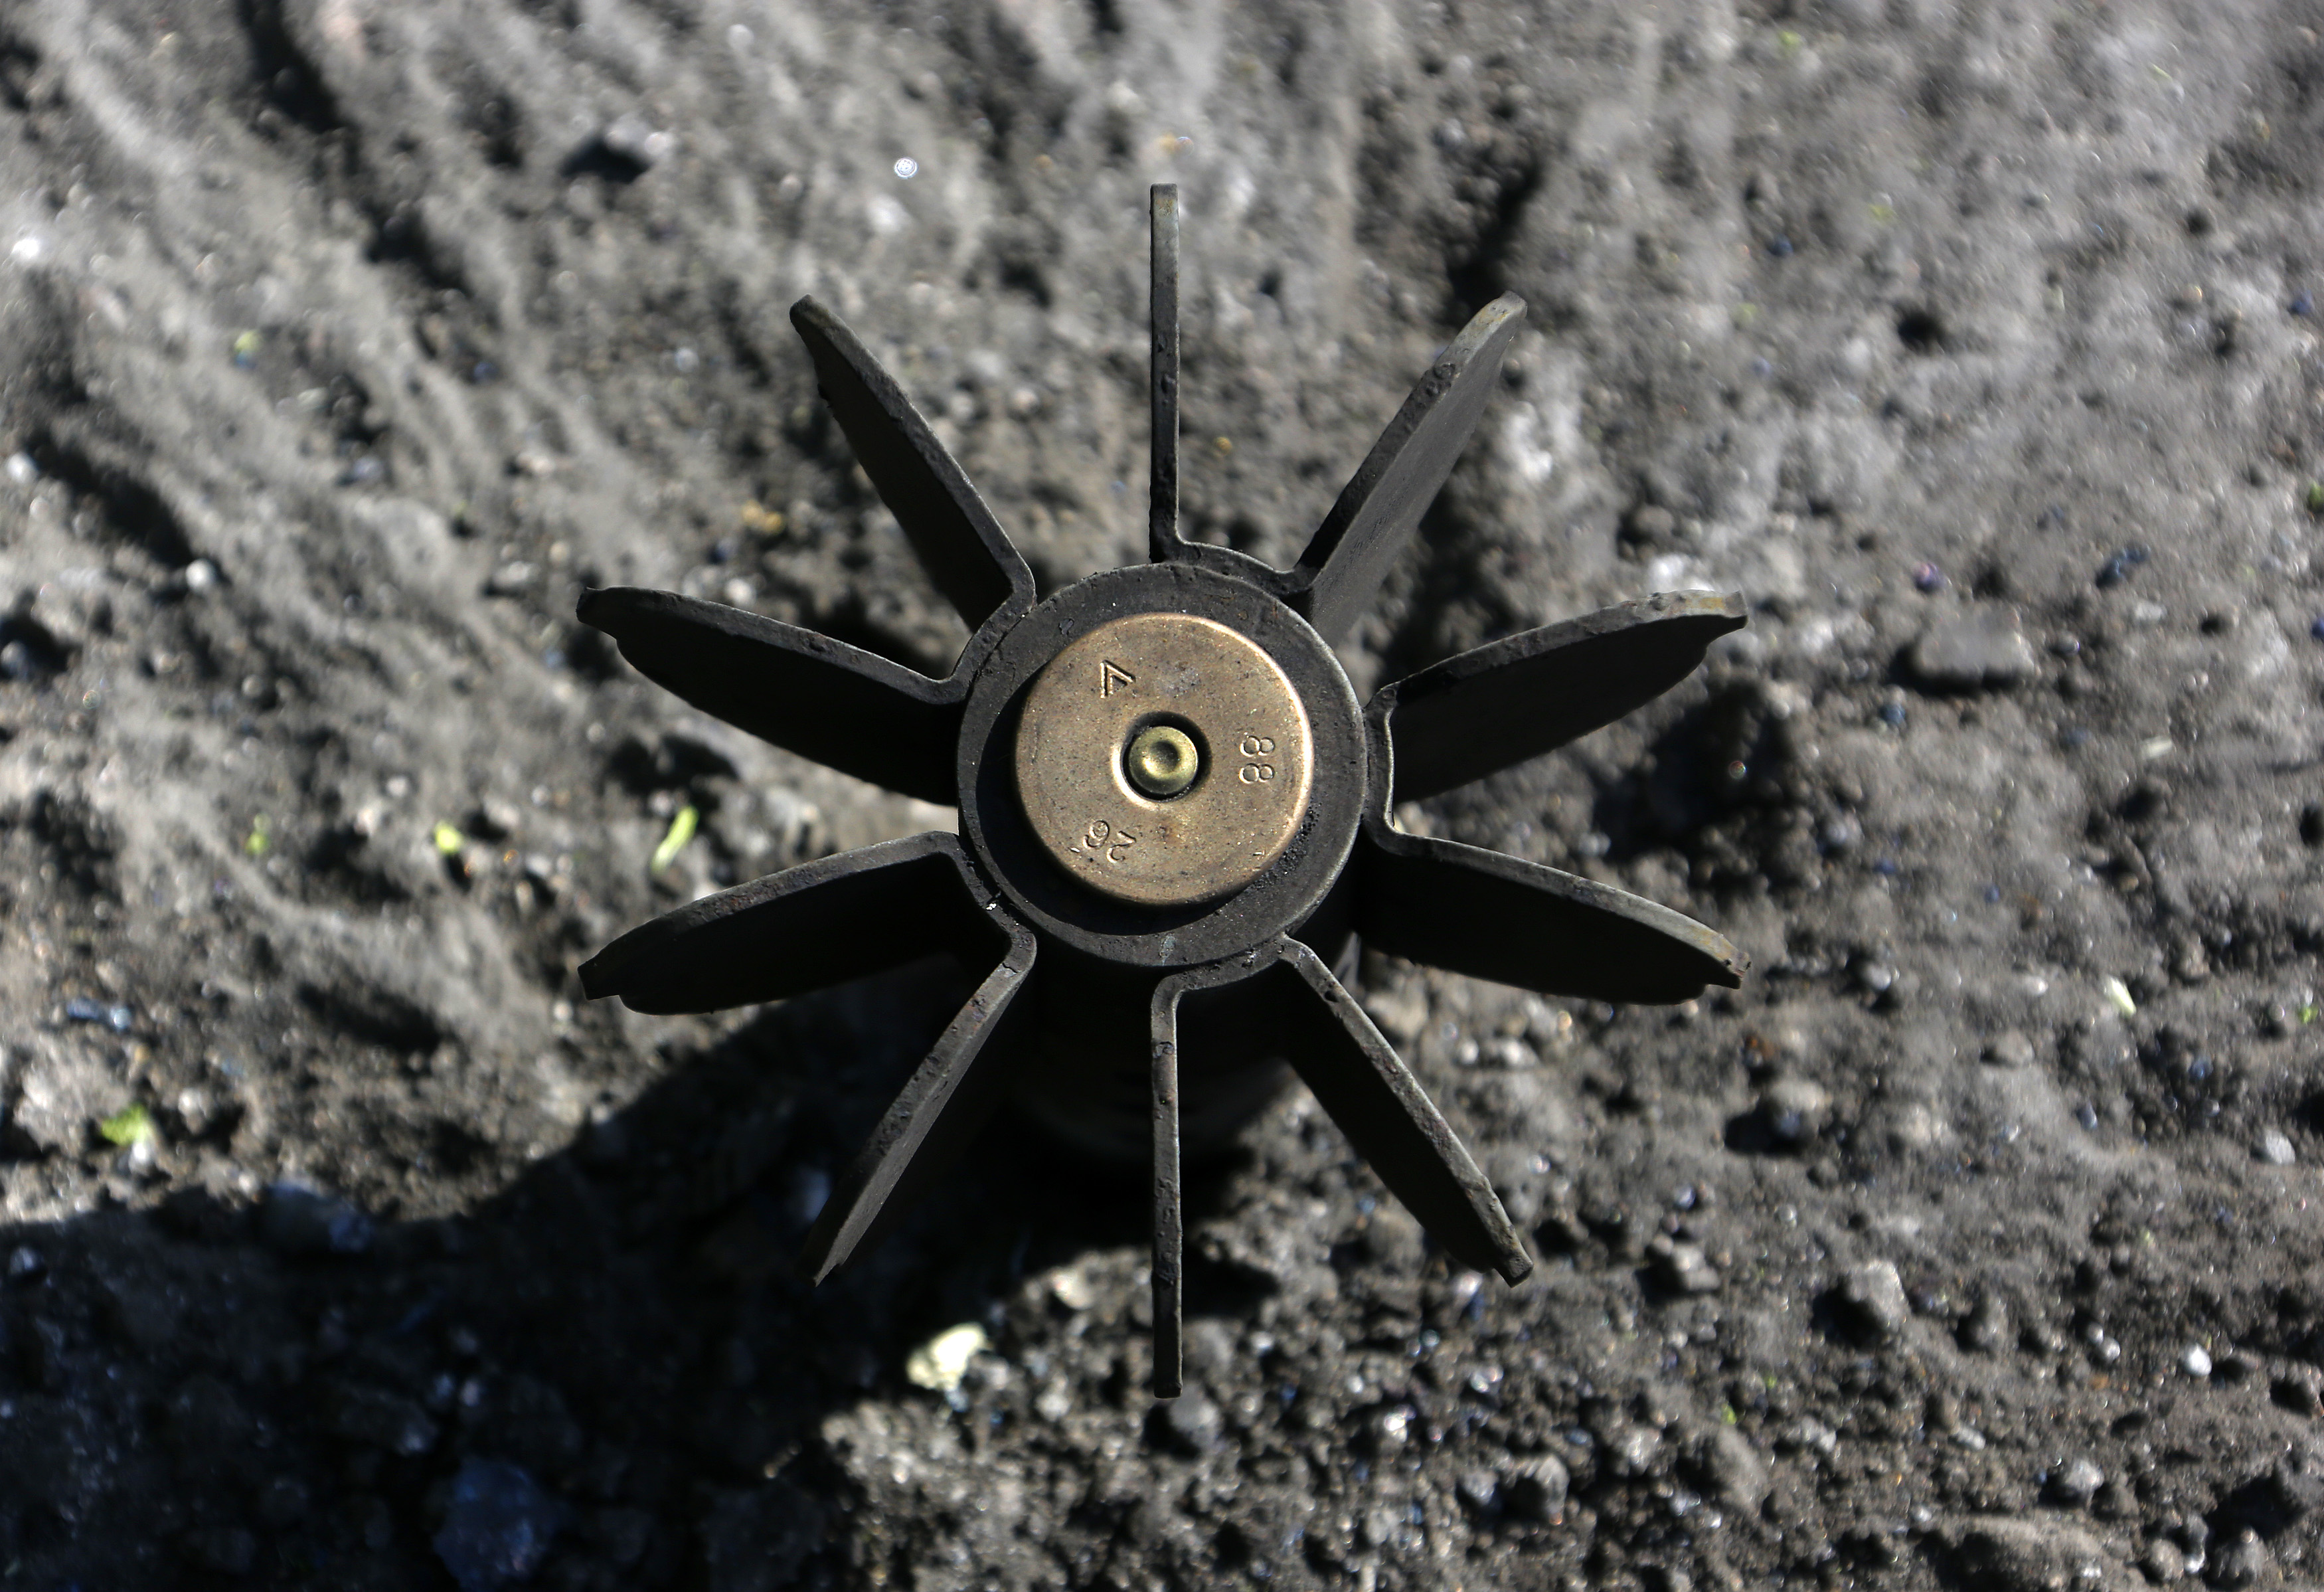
904,1322 -> 988,1391
2260,1130 -> 2297,1166
892,156 -> 920,179
2182,1345 -> 2213,1377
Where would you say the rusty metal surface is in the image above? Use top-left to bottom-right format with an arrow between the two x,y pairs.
1013,612 -> 1313,907
578,184 -> 1750,1397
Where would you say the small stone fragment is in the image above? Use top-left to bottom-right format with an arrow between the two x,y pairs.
1939,1516 -> 2114,1592
1502,1453 -> 1570,1522
433,1459 -> 564,1592
2181,1345 -> 2212,1378
1908,609 -> 2036,691
598,112 -> 674,170
1759,1076 -> 1831,1146
323,1383 -> 439,1455
1155,1389 -> 1222,1455
2139,1536 -> 2185,1583
2258,1130 -> 2297,1166
1776,1417 -> 1839,1459
2044,1457 -> 2104,1508
1836,1260 -> 1912,1342
1454,1470 -> 1500,1515
2209,1527 -> 2270,1589
1361,1406 -> 1410,1460
1647,1235 -> 1721,1294
1687,1424 -> 1772,1516
1985,1031 -> 2036,1069
2266,1435 -> 2324,1520
1962,1294 -> 2010,1352
903,1323 -> 987,1392
259,1184 -> 374,1257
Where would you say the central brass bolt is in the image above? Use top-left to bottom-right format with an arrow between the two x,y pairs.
1124,723 -> 1201,798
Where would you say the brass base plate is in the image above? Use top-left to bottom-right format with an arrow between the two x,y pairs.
1013,612 -> 1313,907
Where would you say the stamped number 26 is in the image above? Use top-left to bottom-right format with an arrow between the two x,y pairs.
1071,818 -> 1137,864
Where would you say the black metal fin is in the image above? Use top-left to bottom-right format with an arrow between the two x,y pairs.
1268,940 -> 1532,1282
789,296 -> 1036,635
576,586 -> 961,804
577,832 -> 997,1014
1376,591 -> 1748,802
1149,971 -> 1185,1399
1355,828 -> 1747,1003
1286,295 -> 1526,644
1144,955 -> 1272,1398
1148,184 -> 1183,565
797,910 -> 1040,1282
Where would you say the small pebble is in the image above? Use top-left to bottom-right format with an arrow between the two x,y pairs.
1837,1259 -> 1912,1341
2260,1130 -> 2297,1166
904,1323 -> 988,1393
1157,1389 -> 1223,1455
433,1459 -> 564,1592
2044,1456 -> 2104,1508
1454,1471 -> 1500,1514
1912,561 -> 1946,591
1502,1454 -> 1569,1522
2181,1344 -> 2213,1377
1985,1031 -> 2036,1069
258,1183 -> 375,1257
1647,1236 -> 1721,1294
2095,545 -> 2149,588
2293,290 -> 2315,317
2210,1527 -> 2270,1589
1961,1294 -> 2009,1352
64,997 -> 134,1032
5,1245 -> 46,1282
1759,1076 -> 1831,1146
599,112 -> 673,169
2141,1536 -> 2186,1583
1776,1417 -> 1839,1459
1908,609 -> 2036,690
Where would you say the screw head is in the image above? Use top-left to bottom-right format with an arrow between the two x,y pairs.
1124,723 -> 1201,798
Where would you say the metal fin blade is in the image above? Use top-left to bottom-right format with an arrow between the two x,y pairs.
789,296 -> 1035,633
1288,295 -> 1526,644
797,914 -> 1039,1282
1150,972 -> 1185,1399
577,586 -> 960,804
1142,955 -> 1276,1398
1270,941 -> 1531,1282
1380,591 -> 1748,802
577,833 -> 993,1014
1148,183 -> 1183,565
1356,828 -> 1746,1003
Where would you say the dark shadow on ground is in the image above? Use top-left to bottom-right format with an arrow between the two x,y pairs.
0,957 -> 1264,1591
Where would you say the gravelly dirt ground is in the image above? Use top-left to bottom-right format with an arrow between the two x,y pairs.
7,0 -> 2324,1587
